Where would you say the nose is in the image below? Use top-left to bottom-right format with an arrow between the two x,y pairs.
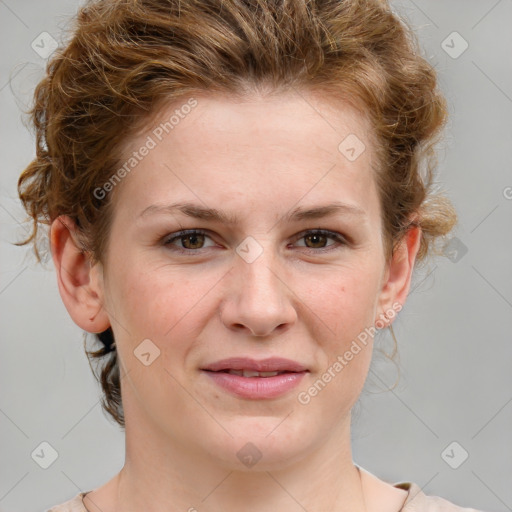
220,249 -> 297,337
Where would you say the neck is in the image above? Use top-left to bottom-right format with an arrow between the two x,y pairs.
111,411 -> 367,512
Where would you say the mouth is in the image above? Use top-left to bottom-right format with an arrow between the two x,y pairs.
214,369 -> 291,377
201,357 -> 308,399
201,356 -> 308,374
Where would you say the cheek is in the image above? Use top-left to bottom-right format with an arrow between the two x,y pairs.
105,262 -> 173,341
303,268 -> 379,410
108,262 -> 219,348
299,263 -> 381,340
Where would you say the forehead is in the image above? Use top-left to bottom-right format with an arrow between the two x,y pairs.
168,88 -> 372,152
111,88 -> 380,224
127,87 -> 374,161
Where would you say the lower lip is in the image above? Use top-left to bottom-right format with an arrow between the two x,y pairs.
203,371 -> 307,399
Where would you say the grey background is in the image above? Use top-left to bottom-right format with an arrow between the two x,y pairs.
1,1 -> 511,511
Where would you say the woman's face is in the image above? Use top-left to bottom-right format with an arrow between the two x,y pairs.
91,89 -> 414,470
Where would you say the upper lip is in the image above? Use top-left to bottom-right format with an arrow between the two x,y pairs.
201,357 -> 308,373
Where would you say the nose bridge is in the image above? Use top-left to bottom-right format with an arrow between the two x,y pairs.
236,240 -> 284,305
223,237 -> 296,336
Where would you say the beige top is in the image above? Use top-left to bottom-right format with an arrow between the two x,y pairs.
46,481 -> 483,511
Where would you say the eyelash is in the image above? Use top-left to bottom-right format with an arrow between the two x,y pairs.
161,229 -> 348,255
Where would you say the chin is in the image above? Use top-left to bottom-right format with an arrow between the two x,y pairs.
197,415 -> 316,472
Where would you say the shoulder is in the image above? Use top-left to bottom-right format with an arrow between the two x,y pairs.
45,491 -> 90,512
395,482 -> 485,512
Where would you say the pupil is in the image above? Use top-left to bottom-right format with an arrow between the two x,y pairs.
306,234 -> 326,248
184,234 -> 203,249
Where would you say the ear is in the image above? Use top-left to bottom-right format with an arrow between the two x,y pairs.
50,215 -> 110,334
375,222 -> 422,327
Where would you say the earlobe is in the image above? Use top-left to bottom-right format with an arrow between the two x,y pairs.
375,223 -> 422,327
50,215 -> 111,334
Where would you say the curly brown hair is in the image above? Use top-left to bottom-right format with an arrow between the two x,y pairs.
16,0 -> 457,429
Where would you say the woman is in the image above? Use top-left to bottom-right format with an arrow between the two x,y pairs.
17,0 -> 481,510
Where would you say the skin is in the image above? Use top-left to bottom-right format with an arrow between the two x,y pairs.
51,88 -> 421,512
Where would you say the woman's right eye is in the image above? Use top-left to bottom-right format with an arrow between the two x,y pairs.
162,229 -> 216,252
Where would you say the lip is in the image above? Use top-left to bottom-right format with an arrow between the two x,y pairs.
201,357 -> 308,373
201,357 -> 308,399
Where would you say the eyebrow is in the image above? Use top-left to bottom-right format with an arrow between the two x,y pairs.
137,201 -> 366,224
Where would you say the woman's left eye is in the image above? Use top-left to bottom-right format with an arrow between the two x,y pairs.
293,229 -> 347,250
162,229 -> 347,253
